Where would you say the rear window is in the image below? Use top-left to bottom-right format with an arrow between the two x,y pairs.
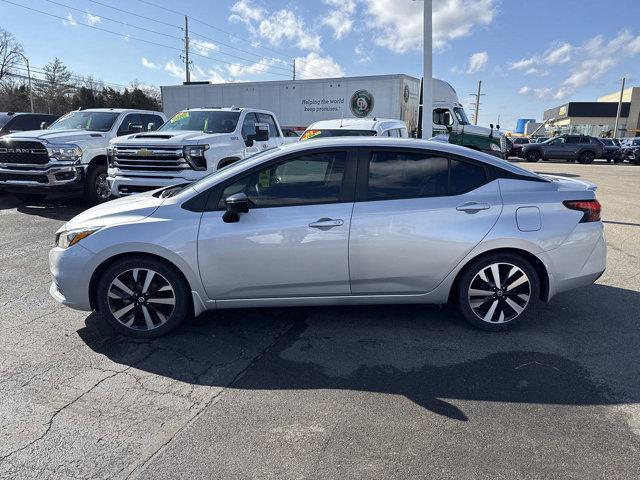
450,160 -> 486,194
301,129 -> 376,141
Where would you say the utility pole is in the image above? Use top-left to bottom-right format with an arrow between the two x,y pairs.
421,0 -> 432,139
471,80 -> 483,125
613,76 -> 625,138
16,52 -> 34,113
184,16 -> 191,83
292,58 -> 296,80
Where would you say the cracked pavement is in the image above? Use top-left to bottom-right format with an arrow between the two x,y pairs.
1,161 -> 640,479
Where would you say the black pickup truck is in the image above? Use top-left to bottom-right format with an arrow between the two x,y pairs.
0,112 -> 59,137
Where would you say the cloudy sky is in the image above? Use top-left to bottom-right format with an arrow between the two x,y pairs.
2,0 -> 640,129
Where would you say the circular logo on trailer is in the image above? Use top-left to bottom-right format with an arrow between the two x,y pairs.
403,84 -> 410,103
350,90 -> 374,117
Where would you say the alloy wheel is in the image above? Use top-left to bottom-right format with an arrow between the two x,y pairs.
95,173 -> 111,200
467,262 -> 531,324
107,268 -> 175,331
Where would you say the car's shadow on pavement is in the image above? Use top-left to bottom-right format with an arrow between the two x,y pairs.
77,283 -> 640,422
0,192 -> 87,220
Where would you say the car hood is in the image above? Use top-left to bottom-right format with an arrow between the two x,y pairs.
60,190 -> 166,232
112,130 -> 229,145
5,129 -> 107,144
462,124 -> 500,138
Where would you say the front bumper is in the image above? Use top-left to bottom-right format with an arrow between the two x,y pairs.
49,244 -> 95,311
0,163 -> 85,191
108,169 -> 202,196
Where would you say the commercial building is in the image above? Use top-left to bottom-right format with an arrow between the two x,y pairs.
542,86 -> 640,138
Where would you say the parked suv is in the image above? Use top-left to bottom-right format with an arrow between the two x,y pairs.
619,138 -> 640,165
598,138 -> 622,162
0,108 -> 166,203
520,135 -> 604,164
0,112 -> 59,137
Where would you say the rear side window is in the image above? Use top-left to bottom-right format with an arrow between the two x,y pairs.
7,115 -> 40,131
364,151 -> 487,201
580,136 -> 592,144
566,136 -> 580,144
367,152 -> 449,199
450,160 -> 486,194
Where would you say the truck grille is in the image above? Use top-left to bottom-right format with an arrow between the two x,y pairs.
112,145 -> 189,172
0,140 -> 49,165
499,135 -> 507,154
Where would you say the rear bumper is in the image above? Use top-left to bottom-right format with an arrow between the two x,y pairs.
539,223 -> 607,300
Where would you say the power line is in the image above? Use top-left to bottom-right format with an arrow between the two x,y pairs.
86,0 -> 181,30
1,0 -> 292,79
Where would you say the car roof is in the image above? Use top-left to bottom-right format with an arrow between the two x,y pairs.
174,107 -> 275,115
307,118 -> 406,130
0,112 -> 57,116
66,108 -> 164,115
190,137 -> 542,194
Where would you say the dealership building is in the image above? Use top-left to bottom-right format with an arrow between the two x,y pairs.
542,86 -> 640,138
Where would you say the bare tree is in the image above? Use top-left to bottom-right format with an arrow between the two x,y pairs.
0,29 -> 24,84
36,57 -> 73,114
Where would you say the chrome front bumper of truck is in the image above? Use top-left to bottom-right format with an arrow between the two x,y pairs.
0,163 -> 85,189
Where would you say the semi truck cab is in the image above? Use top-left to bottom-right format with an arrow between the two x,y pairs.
107,107 -> 285,196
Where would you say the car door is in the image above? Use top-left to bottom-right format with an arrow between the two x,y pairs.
563,136 -> 581,158
544,137 -> 566,159
349,148 -> 502,294
198,149 -> 356,300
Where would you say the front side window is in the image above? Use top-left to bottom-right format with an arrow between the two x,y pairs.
160,110 -> 240,133
256,113 -> 280,137
453,107 -> 470,125
241,112 -> 259,139
433,108 -> 452,126
219,151 -> 347,209
118,113 -> 142,135
566,136 -> 580,144
49,111 -> 120,132
366,151 -> 449,200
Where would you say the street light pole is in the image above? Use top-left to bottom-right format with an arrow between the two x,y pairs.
16,52 -> 34,113
421,0 -> 432,139
613,76 -> 625,139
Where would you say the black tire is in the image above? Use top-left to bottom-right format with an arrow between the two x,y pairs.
84,164 -> 112,204
96,256 -> 191,338
525,150 -> 541,162
13,193 -> 47,204
456,253 -> 540,332
577,151 -> 595,164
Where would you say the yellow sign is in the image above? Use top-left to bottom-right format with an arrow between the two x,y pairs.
301,129 -> 322,141
170,111 -> 190,123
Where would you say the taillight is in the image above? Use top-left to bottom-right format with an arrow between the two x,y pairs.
563,200 -> 601,222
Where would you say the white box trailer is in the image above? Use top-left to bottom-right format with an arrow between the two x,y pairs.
161,74 -> 421,133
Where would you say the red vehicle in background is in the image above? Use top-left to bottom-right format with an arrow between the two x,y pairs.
508,137 -> 530,157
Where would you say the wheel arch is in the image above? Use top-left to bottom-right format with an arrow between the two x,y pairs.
87,154 -> 108,171
217,156 -> 242,169
448,247 -> 550,304
88,251 -> 195,314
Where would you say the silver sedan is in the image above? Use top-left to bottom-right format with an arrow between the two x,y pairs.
49,138 -> 606,337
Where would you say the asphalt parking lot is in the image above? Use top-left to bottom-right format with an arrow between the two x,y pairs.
1,159 -> 640,479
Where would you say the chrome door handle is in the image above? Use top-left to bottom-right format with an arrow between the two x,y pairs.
309,218 -> 344,228
456,202 -> 490,213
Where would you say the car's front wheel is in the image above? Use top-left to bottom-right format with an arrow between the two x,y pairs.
96,256 -> 190,338
456,253 -> 540,331
85,164 -> 112,204
525,150 -> 541,162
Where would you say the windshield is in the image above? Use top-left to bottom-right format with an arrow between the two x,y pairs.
49,111 -> 119,132
0,114 -> 11,129
160,111 -> 240,133
301,129 -> 376,141
453,107 -> 470,125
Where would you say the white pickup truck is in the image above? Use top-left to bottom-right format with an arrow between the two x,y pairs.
107,107 -> 285,196
0,108 -> 166,203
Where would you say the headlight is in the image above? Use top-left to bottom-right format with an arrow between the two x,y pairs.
47,144 -> 83,162
55,227 -> 101,249
490,142 -> 501,151
184,144 -> 209,170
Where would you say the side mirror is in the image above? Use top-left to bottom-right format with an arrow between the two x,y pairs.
40,122 -> 49,130
245,123 -> 270,147
443,111 -> 452,126
129,123 -> 143,134
147,122 -> 157,131
496,124 -> 500,130
490,123 -> 494,129
222,192 -> 249,223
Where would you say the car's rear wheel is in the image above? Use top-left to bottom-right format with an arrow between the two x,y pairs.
525,150 -> 541,162
96,257 -> 190,338
456,253 -> 540,331
577,151 -> 595,164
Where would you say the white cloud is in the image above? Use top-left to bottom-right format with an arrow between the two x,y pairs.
509,42 -> 573,73
191,39 -> 218,56
62,13 -> 77,27
165,61 -> 185,79
122,34 -> 130,42
518,85 -> 553,99
294,52 -> 344,79
323,0 -> 356,40
230,1 -> 321,51
545,42 -> 572,65
518,86 -> 531,94
85,13 -> 101,26
451,51 -> 488,74
227,57 -> 288,77
141,57 -> 158,69
354,45 -> 372,64
364,0 -> 497,54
